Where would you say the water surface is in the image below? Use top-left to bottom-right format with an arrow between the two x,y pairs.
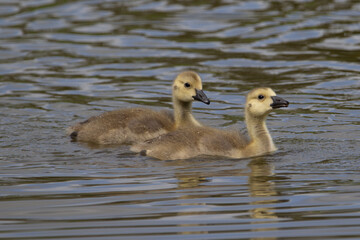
1,0 -> 360,239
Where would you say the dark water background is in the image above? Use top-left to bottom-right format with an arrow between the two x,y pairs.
1,0 -> 360,239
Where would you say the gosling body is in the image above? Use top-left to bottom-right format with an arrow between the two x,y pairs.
67,71 -> 210,145
131,88 -> 289,160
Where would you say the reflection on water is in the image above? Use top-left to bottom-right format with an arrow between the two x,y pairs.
1,0 -> 360,239
248,158 -> 279,240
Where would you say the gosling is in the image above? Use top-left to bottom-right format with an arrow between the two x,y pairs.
67,71 -> 210,145
131,87 -> 289,160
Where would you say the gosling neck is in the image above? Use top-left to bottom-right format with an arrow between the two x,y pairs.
245,110 -> 275,153
173,97 -> 201,128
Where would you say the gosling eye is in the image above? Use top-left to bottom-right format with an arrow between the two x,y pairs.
258,95 -> 265,100
184,82 -> 191,88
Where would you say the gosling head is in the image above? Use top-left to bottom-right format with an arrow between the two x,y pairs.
172,71 -> 210,105
246,87 -> 289,118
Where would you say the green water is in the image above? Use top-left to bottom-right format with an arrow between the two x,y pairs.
1,0 -> 360,239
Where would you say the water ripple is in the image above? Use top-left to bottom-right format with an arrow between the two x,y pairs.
1,0 -> 360,239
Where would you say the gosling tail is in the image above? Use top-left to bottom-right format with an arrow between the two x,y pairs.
140,150 -> 147,156
70,131 -> 78,141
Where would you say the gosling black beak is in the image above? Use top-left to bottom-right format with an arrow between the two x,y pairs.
193,89 -> 210,105
270,96 -> 289,109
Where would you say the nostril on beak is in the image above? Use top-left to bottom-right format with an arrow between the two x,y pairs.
270,96 -> 289,108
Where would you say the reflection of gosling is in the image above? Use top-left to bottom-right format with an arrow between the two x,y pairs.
132,88 -> 289,160
66,71 -> 210,145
